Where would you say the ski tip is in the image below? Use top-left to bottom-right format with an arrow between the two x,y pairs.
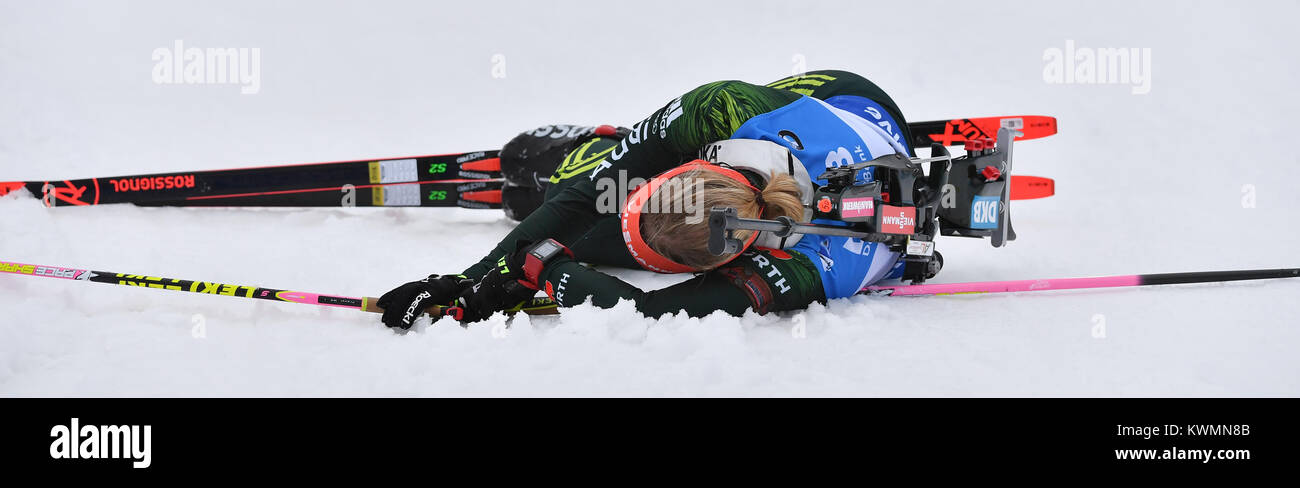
0,182 -> 25,197
460,157 -> 501,173
1010,175 -> 1055,200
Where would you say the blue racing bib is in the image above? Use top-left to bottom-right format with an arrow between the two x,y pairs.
730,96 -> 911,298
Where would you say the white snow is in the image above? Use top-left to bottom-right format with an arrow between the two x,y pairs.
2,0 -> 1298,396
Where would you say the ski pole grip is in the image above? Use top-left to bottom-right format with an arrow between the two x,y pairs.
360,296 -> 451,316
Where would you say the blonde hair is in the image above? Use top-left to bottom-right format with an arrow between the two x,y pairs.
641,169 -> 804,270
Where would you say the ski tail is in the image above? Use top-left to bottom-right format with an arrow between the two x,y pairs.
909,115 -> 1057,148
1009,175 -> 1054,200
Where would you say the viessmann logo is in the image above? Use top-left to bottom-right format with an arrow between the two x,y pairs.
49,418 -> 152,468
879,205 -> 916,234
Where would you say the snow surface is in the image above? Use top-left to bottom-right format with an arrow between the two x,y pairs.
2,0 -> 1298,396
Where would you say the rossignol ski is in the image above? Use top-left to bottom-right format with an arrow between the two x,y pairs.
0,116 -> 1057,209
140,179 -> 504,209
0,151 -> 504,208
909,115 -> 1057,149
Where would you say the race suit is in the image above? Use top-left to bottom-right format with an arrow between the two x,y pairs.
464,70 -> 914,317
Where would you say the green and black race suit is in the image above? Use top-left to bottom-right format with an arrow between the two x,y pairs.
464,70 -> 911,317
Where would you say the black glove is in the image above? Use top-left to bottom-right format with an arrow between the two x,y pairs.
453,239 -> 571,323
377,274 -> 474,329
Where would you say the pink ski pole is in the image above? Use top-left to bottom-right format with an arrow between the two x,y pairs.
864,268 -> 1300,296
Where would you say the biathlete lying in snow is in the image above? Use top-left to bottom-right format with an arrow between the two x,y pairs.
377,70 -> 1006,328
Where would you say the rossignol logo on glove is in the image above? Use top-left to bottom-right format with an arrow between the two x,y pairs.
404,291 -> 431,324
49,418 -> 152,469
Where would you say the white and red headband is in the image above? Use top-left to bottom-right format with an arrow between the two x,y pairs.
620,160 -> 762,273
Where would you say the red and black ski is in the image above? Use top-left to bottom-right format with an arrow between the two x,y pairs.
908,115 -> 1057,148
0,151 -> 502,208
0,116 -> 1057,209
1009,175 -> 1054,200
141,179 -> 504,209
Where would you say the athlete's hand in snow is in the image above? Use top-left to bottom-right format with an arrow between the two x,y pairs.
377,274 -> 475,329
454,240 -> 571,323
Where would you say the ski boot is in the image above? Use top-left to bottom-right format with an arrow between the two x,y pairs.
500,124 -> 629,221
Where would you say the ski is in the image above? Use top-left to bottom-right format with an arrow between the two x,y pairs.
1009,175 -> 1054,200
0,116 -> 1054,209
909,115 -> 1057,148
2,172 -> 1044,209
0,150 -> 502,207
0,260 -> 558,316
863,268 -> 1300,296
141,180 -> 505,209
